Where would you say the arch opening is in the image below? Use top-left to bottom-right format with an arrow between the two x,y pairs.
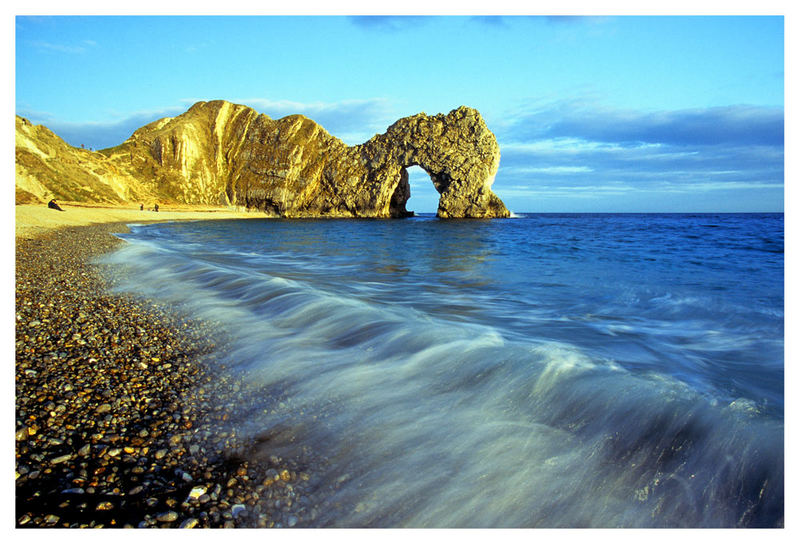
403,165 -> 441,215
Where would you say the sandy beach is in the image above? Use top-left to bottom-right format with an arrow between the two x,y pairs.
15,202 -> 262,239
14,209 -> 314,528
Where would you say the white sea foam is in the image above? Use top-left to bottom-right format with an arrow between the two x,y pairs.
98,231 -> 784,527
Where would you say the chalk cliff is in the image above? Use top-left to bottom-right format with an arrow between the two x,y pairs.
15,100 -> 509,218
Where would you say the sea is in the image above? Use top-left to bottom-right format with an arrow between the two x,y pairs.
99,212 -> 784,528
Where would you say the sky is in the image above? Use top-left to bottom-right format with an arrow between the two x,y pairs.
14,12 -> 785,213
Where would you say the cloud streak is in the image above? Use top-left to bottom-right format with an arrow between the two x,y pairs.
471,15 -> 609,28
27,39 -> 96,54
235,97 -> 395,143
17,106 -> 187,150
490,99 -> 783,211
503,102 -> 784,147
348,16 -> 430,31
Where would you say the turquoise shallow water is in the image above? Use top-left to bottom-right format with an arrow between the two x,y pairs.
101,213 -> 783,527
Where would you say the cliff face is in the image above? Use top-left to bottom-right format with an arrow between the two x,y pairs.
15,116 -> 157,205
15,100 -> 509,218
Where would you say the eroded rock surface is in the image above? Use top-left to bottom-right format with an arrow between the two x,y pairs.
16,100 -> 509,218
352,106 -> 508,218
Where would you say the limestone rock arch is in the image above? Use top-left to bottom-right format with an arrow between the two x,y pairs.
353,106 -> 510,218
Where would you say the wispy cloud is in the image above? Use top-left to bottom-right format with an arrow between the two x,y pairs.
504,166 -> 594,175
17,105 -> 186,150
498,183 -> 634,199
544,16 -> 585,24
470,15 -> 608,27
503,101 -> 784,147
184,43 -> 209,54
497,139 -> 782,187
491,98 -> 784,211
470,16 -> 509,27
235,97 -> 397,144
543,16 -> 610,25
27,39 -> 97,54
348,16 -> 430,31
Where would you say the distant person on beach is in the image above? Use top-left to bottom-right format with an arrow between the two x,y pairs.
154,204 -> 159,212
140,204 -> 144,211
47,199 -> 64,211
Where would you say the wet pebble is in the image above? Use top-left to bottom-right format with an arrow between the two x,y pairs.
231,504 -> 247,518
15,223 -> 317,528
157,511 -> 179,523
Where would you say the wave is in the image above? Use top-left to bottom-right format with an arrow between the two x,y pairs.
98,230 -> 784,527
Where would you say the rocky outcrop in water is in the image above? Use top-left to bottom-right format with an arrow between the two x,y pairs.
16,100 -> 509,218
350,106 -> 508,218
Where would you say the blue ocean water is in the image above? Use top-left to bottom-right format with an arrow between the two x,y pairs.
101,213 -> 783,527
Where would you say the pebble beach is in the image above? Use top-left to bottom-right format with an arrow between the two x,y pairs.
14,218 -> 315,528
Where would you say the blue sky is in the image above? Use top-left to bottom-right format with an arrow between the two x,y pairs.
15,14 -> 784,212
